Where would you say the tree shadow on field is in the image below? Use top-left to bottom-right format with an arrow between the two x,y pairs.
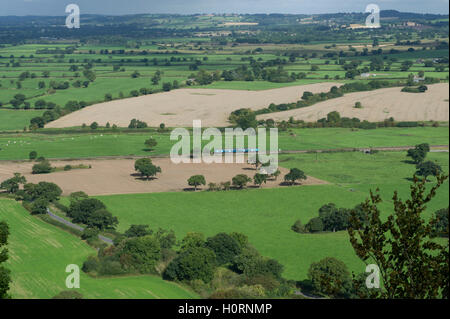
242,167 -> 256,171
402,160 -> 416,165
130,173 -> 158,181
183,187 -> 200,192
142,148 -> 155,152
279,181 -> 302,187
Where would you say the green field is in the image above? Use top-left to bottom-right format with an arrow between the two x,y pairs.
0,198 -> 198,299
1,43 -> 447,133
0,109 -> 44,132
90,151 -> 449,281
0,21 -> 448,300
0,126 -> 448,161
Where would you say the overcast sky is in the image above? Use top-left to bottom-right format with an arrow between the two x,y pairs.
0,0 -> 448,16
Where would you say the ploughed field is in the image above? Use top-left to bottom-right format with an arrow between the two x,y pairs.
0,158 -> 327,196
45,83 -> 339,128
258,83 -> 449,123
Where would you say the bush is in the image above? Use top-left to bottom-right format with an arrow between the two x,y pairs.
99,259 -> 124,276
306,217 -> 324,232
119,235 -> 161,273
205,233 -> 241,265
30,198 -> 49,215
29,151 -> 38,160
32,160 -> 52,174
308,257 -> 352,298
163,247 -> 217,283
81,227 -> 99,240
64,165 -> 72,171
291,220 -> 307,233
82,255 -> 100,273
232,174 -> 252,189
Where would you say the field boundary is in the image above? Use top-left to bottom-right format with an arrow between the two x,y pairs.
0,145 -> 447,163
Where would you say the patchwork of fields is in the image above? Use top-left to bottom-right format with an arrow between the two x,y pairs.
0,23 -> 448,299
91,151 -> 449,280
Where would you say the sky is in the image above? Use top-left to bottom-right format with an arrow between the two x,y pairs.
0,0 -> 448,16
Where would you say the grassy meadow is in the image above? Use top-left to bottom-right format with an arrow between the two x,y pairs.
90,151 -> 449,281
0,198 -> 198,299
0,126 -> 448,161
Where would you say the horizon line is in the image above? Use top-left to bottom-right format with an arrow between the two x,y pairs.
0,10 -> 448,18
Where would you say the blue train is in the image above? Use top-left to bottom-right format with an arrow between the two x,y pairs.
214,148 -> 259,153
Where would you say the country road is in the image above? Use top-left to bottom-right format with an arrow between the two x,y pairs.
46,208 -> 113,245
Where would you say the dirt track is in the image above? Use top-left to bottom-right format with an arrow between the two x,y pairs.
258,83 -> 449,122
45,83 -> 340,128
0,158 -> 327,196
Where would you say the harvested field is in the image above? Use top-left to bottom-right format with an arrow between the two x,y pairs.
258,83 -> 449,123
0,158 -> 327,196
45,83 -> 340,128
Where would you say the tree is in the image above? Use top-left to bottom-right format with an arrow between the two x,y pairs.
90,122 -> 99,130
253,173 -> 267,188
134,158 -> 161,180
68,198 -> 106,224
22,182 -> 62,203
69,191 -> 88,204
291,219 -> 306,233
228,108 -> 257,130
30,198 -> 49,215
326,111 -> 341,124
0,221 -> 11,299
431,208 -> 449,237
180,232 -> 205,252
163,247 -> 216,283
162,82 -> 172,91
306,217 -> 324,232
128,119 -> 148,129
318,203 -> 351,232
144,138 -> 157,151
415,161 -> 442,180
125,225 -> 152,238
205,233 -> 242,265
232,247 -> 283,279
86,209 -> 118,230
406,143 -> 430,164
120,235 -> 161,273
0,173 -> 26,194
187,175 -> 206,191
232,174 -> 252,189
81,227 -> 99,241
29,151 -> 38,160
283,168 -> 306,185
83,69 -> 96,82
348,174 -> 449,298
308,257 -> 352,298
32,160 -> 52,174
270,169 -> 281,180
